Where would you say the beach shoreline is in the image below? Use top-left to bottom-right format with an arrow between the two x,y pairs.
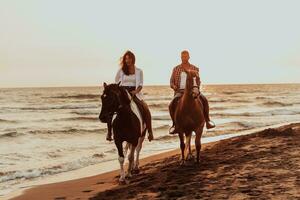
1,84 -> 300,199
5,121 -> 300,200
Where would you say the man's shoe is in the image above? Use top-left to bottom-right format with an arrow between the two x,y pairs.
206,121 -> 216,129
148,132 -> 154,141
169,126 -> 178,135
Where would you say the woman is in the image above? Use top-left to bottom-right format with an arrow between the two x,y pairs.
106,50 -> 153,142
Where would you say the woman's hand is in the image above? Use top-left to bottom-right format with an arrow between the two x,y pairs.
130,90 -> 138,96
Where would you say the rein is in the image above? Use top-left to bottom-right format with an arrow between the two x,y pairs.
105,88 -> 133,118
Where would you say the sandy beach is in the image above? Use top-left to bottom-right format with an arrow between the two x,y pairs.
2,1 -> 300,199
8,122 -> 300,200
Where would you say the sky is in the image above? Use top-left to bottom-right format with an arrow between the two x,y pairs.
0,0 -> 300,88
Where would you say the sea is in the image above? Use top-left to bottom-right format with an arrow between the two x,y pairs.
0,84 -> 300,196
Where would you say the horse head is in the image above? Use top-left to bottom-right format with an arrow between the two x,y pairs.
185,70 -> 200,98
99,82 -> 130,123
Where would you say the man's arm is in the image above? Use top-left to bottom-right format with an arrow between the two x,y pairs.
195,68 -> 201,87
170,68 -> 177,91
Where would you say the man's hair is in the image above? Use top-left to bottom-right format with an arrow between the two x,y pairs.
181,50 -> 189,55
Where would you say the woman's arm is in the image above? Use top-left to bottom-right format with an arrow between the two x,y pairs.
115,69 -> 122,83
131,69 -> 143,95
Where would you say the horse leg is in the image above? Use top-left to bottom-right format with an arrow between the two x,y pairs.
195,127 -> 204,164
179,133 -> 185,165
189,135 -> 193,157
115,140 -> 126,183
133,136 -> 145,174
185,133 -> 193,161
123,142 -> 129,158
127,144 -> 136,178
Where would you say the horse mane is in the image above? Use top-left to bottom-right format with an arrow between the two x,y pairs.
185,70 -> 199,91
117,85 -> 131,106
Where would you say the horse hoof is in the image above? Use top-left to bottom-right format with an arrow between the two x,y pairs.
180,160 -> 185,166
186,155 -> 195,161
126,173 -> 132,179
132,168 -> 140,174
119,179 -> 127,185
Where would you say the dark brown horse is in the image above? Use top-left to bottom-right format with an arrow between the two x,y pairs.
99,82 -> 147,183
174,70 -> 205,164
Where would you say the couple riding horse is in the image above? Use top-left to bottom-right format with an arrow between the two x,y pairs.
104,50 -> 215,141
99,50 -> 215,182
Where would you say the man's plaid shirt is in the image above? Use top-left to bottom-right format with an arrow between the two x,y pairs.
170,64 -> 201,92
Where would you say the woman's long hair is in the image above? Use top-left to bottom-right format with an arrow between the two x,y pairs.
120,50 -> 135,75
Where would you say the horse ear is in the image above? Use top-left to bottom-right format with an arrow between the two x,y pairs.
117,81 -> 121,86
103,82 -> 107,88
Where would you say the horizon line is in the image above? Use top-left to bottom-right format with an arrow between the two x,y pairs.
1,82 -> 300,89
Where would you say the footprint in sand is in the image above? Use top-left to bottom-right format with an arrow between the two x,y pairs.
82,189 -> 93,193
54,197 -> 66,200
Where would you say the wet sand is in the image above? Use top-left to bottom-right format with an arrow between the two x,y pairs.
11,123 -> 300,200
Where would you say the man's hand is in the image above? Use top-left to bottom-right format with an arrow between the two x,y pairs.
171,84 -> 178,91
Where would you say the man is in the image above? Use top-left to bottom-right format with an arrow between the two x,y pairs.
169,50 -> 215,134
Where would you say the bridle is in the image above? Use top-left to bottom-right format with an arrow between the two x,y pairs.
101,87 -> 132,119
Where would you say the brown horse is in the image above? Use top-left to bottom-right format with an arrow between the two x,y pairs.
174,70 -> 205,164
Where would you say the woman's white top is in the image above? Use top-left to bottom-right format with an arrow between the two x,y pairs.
115,67 -> 144,100
121,74 -> 136,87
179,71 -> 198,90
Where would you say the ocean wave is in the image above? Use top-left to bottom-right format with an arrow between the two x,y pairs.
104,148 -> 117,154
71,110 -> 99,115
155,135 -> 176,141
148,103 -> 169,109
52,116 -> 99,122
209,98 -> 252,103
51,94 -> 100,99
221,90 -> 252,95
218,121 -> 256,129
28,128 -> 106,135
154,125 -> 170,131
0,119 -> 17,123
145,96 -> 172,101
33,117 -> 99,123
232,99 -> 252,103
213,109 -> 300,117
0,154 -> 106,183
208,98 -> 227,103
256,96 -> 269,100
19,105 -> 98,111
0,131 -> 24,139
210,106 -> 232,111
152,115 -> 170,121
222,91 -> 239,95
261,101 -> 293,107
